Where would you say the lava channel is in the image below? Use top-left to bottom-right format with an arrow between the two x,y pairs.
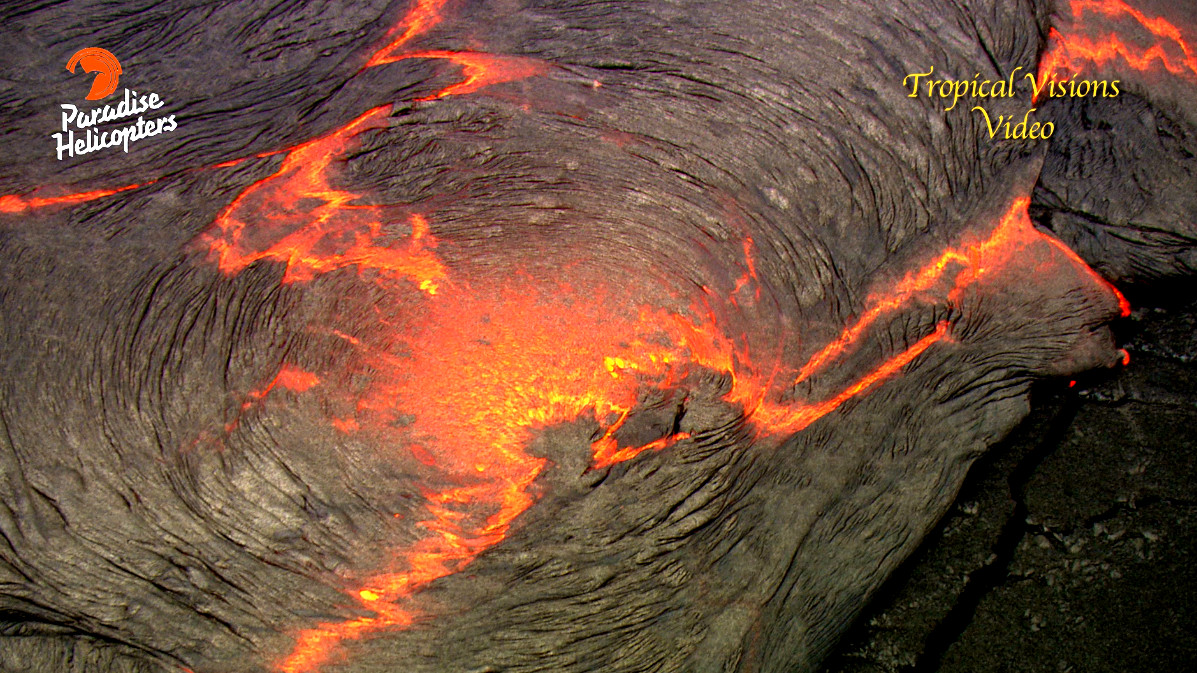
194,93 -> 1126,670
1038,0 -> 1197,86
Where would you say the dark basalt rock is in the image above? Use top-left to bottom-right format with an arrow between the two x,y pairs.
823,292 -> 1197,673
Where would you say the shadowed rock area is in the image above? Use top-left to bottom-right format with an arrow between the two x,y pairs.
823,290 -> 1197,673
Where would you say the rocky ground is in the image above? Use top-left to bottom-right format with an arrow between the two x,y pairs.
822,290 -> 1197,673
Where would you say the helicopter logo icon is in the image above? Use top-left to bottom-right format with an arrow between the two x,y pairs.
66,47 -> 122,100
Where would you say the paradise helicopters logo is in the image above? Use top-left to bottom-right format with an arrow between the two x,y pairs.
53,47 -> 178,160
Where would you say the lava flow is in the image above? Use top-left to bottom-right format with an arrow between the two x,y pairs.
790,196 -> 1130,389
363,0 -> 448,68
187,47 -> 966,667
1038,0 -> 1197,84
198,105 -> 446,291
0,0 -> 540,215
194,88 -> 1125,670
2,2 -> 1140,671
0,181 -> 154,214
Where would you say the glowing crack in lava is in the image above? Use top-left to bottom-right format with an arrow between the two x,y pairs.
2,2 -> 1134,671
0,0 -> 539,214
193,84 -> 1127,668
402,50 -> 550,100
363,0 -> 549,101
1039,0 -> 1197,84
364,0 -> 448,68
198,106 -> 446,291
790,196 -> 1131,388
0,181 -> 154,214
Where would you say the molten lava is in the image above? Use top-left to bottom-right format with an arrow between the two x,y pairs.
402,51 -> 550,100
731,236 -> 761,304
197,109 -> 1123,670
364,0 -> 449,68
198,106 -> 446,291
0,181 -> 154,214
1039,0 -> 1197,84
3,2 -> 1142,671
792,196 -> 1130,386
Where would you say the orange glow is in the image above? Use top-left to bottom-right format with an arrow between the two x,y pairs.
0,143 -> 299,217
216,364 -> 323,436
1036,225 -> 1132,317
198,106 -> 448,292
271,365 -> 321,393
7,14 -> 1143,673
797,198 -> 1029,384
269,276 -> 744,672
731,236 -> 761,303
752,322 -> 952,435
5,5 -> 1135,665
245,193 -> 1133,672
1038,0 -> 1197,86
361,1 -> 547,97
592,428 -> 693,470
793,198 -> 1129,388
400,51 -> 551,100
365,0 -> 449,68
0,182 -> 152,214
243,364 -> 321,403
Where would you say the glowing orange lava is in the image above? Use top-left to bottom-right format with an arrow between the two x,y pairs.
236,181 -> 1136,673
4,4 -> 1140,671
210,364 -> 324,438
256,364 -> 322,396
271,275 -> 754,671
401,51 -> 550,100
199,106 -> 447,291
1039,0 -> 1197,85
0,181 -> 154,214
365,0 -> 448,68
731,236 -> 761,303
265,266 -> 968,671
1037,220 -> 1133,318
792,196 -> 1130,386
265,268 -> 960,672
362,0 -> 548,99
755,321 -> 952,434
183,47 -> 1130,665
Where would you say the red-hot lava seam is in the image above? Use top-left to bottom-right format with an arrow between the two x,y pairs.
731,236 -> 761,304
183,364 -> 323,453
197,105 -> 447,291
399,51 -> 550,100
207,175 -> 1128,673
792,196 -> 1130,387
0,0 -> 542,215
1038,0 -> 1197,85
364,0 -> 448,68
232,364 -> 320,427
0,181 -> 155,214
364,0 -> 549,100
